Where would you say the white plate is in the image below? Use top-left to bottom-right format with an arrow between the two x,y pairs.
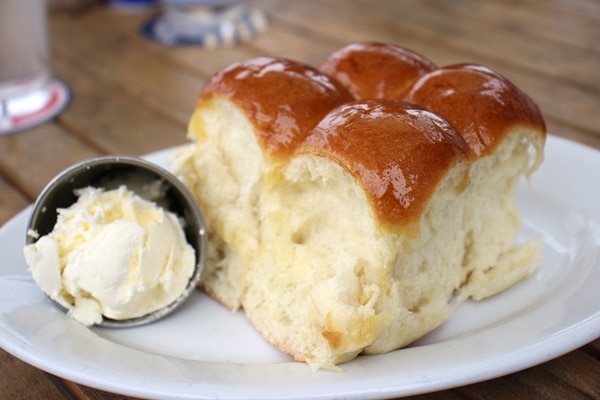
1,135 -> 599,400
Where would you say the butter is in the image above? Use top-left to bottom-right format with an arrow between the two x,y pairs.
23,185 -> 195,326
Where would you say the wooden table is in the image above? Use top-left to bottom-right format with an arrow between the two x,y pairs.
1,0 -> 599,398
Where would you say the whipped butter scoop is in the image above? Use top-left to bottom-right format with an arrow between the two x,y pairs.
22,156 -> 207,328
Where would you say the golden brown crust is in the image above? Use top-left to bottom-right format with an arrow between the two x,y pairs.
183,44 -> 549,368
318,42 -> 437,100
198,57 -> 353,161
298,99 -> 470,234
406,64 -> 547,158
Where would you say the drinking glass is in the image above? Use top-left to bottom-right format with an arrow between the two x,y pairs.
0,0 -> 69,134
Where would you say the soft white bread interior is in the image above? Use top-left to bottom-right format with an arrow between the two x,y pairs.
242,99 -> 544,369
170,45 -> 546,369
244,100 -> 472,368
170,99 -> 262,310
170,57 -> 351,309
457,128 -> 545,300
406,64 -> 546,300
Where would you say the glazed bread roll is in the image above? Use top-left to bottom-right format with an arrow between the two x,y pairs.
405,64 -> 546,299
245,100 -> 472,367
170,57 -> 351,309
170,44 -> 546,369
244,95 -> 543,368
406,63 -> 546,160
318,42 -> 437,100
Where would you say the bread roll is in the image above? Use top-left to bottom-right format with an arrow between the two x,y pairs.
406,63 -> 546,159
318,42 -> 436,100
406,64 -> 546,299
170,57 -> 352,309
245,99 -> 472,368
170,46 -> 546,369
243,92 -> 543,368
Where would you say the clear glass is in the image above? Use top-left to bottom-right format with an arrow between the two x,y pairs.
0,0 -> 50,102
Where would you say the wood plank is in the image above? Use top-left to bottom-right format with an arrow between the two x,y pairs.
339,0 -> 600,90
273,0 -> 600,96
545,118 -> 600,151
83,7 -> 264,76
256,0 -> 600,142
50,2 -> 600,147
428,0 -> 600,51
50,50 -> 189,156
465,351 -> 600,399
49,7 -> 264,121
582,338 -> 600,360
538,350 -> 600,398
58,378 -> 139,400
0,124 -> 100,199
257,0 -> 428,61
0,350 -> 68,400
245,2 -> 346,65
0,178 -> 30,225
404,389 -> 469,399
49,11 -> 201,126
533,0 -> 600,22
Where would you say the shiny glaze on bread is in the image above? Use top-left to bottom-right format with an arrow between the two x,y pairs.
406,64 -> 547,158
318,42 -> 437,100
299,99 -> 470,234
197,57 -> 353,161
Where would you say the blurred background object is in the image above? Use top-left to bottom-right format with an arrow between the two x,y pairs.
107,0 -> 159,12
48,0 -> 101,12
142,0 -> 269,48
0,0 -> 70,135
